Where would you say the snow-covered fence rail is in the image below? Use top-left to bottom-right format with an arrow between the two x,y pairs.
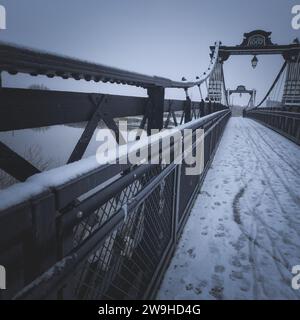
244,108 -> 300,145
0,110 -> 230,300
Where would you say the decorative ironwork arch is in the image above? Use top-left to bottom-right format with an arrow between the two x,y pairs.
226,85 -> 256,107
208,30 -> 300,106
228,85 -> 256,96
211,30 -> 300,62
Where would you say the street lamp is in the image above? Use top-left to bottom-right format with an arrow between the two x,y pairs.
251,55 -> 258,69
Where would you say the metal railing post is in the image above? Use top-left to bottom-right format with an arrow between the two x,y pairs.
147,86 -> 165,134
173,164 -> 182,243
184,89 -> 192,123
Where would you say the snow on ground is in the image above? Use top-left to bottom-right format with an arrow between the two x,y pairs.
157,117 -> 300,300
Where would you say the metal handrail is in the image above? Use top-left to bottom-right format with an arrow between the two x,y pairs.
0,41 -> 220,89
0,110 -> 229,212
244,108 -> 300,145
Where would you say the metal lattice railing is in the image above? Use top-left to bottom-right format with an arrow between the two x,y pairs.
244,108 -> 300,145
0,41 -> 231,300
1,110 -> 230,300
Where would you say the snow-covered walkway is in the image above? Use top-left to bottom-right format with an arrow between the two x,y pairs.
157,117 -> 300,300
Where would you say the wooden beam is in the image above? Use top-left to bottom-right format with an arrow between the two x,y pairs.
0,88 -> 192,132
67,95 -> 106,164
184,96 -> 192,123
164,101 -> 173,128
90,94 -> 126,145
0,141 -> 40,181
147,86 -> 165,134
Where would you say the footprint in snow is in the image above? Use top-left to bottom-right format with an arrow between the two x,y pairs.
187,248 -> 196,258
214,265 -> 226,273
193,287 -> 202,295
230,270 -> 244,281
215,232 -> 226,238
210,278 -> 224,299
185,283 -> 193,291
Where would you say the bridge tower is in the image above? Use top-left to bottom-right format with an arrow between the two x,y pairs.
207,60 -> 223,103
226,85 -> 256,108
212,30 -> 300,108
282,43 -> 300,105
248,89 -> 256,107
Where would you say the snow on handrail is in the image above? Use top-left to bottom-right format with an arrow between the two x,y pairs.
0,41 -> 220,89
0,110 -> 229,212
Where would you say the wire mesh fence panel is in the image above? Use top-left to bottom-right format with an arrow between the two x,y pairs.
72,179 -> 143,250
60,165 -> 175,300
178,166 -> 200,224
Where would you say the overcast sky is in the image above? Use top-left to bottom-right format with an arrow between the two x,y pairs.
0,0 -> 299,104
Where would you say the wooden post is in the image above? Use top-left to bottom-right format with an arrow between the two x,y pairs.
147,86 -> 165,134
184,96 -> 192,123
184,89 -> 192,123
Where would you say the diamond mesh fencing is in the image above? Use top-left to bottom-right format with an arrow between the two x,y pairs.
65,165 -> 174,300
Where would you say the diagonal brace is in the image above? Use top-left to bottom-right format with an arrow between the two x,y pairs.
67,95 -> 106,164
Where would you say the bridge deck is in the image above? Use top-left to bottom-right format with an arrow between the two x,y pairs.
157,117 -> 300,300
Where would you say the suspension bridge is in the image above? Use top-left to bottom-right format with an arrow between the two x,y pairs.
0,30 -> 299,300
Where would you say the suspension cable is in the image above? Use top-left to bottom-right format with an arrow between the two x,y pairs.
253,61 -> 287,108
221,64 -> 230,108
290,51 -> 300,105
